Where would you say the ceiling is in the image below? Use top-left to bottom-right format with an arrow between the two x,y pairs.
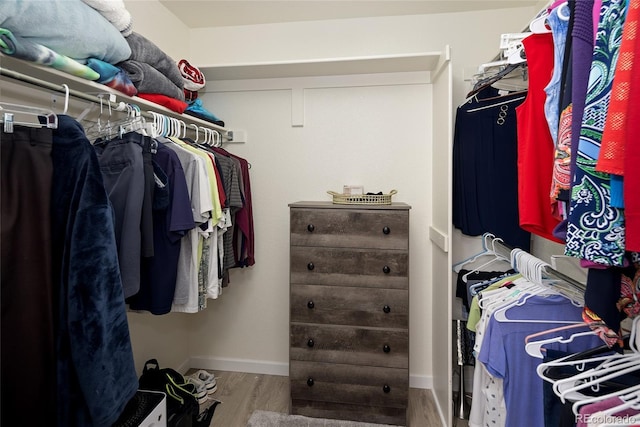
159,0 -> 540,28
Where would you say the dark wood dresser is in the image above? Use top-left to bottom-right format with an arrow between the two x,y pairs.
288,201 -> 411,426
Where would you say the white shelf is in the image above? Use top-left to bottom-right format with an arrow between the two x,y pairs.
0,54 -> 233,138
200,52 -> 444,81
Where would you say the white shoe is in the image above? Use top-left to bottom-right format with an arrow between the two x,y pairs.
191,370 -> 217,395
187,376 -> 208,404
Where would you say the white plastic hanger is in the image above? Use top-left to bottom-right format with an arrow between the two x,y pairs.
460,236 -> 511,283
572,383 -> 640,416
191,124 -> 199,143
491,287 -> 583,324
554,358 -> 640,403
529,10 -> 552,33
598,389 -> 640,418
552,350 -> 640,398
504,41 -> 527,65
490,250 -> 583,324
452,233 -> 495,273
526,329 -> 597,358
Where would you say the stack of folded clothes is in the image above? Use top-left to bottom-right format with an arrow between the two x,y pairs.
0,0 -> 138,96
118,32 -> 188,113
178,59 -> 225,127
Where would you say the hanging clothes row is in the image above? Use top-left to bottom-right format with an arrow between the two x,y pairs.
454,0 -> 640,257
461,237 -> 640,427
1,110 -> 138,426
86,109 -> 255,315
454,0 -> 640,354
0,93 -> 254,424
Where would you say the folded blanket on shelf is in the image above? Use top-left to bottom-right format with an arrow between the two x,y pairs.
124,32 -> 183,90
178,59 -> 206,91
81,0 -> 133,36
184,99 -> 225,127
86,58 -> 137,96
119,60 -> 185,100
0,0 -> 131,64
0,28 -> 100,80
137,93 -> 188,114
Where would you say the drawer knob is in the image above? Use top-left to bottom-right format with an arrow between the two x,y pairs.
307,300 -> 315,309
383,344 -> 391,353
383,305 -> 391,314
307,262 -> 315,271
383,265 -> 391,274
383,384 -> 391,393
307,338 -> 315,348
383,226 -> 391,235
307,224 -> 315,232
307,378 -> 315,387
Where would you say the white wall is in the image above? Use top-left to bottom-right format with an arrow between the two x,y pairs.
187,9 -> 537,103
190,78 -> 434,383
124,0 -> 191,60
123,1 -> 541,385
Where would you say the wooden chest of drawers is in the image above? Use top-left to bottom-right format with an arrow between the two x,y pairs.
289,201 -> 411,426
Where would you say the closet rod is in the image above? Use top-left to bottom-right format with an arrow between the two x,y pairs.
490,236 -> 587,292
0,65 -> 234,142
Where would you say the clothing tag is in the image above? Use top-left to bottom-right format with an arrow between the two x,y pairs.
3,113 -> 14,133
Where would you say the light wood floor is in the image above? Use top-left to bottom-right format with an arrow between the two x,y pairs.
191,370 -> 444,427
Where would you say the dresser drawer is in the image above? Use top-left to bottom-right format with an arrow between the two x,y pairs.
290,246 -> 408,289
291,284 -> 408,328
290,324 -> 408,369
291,400 -> 407,426
290,361 -> 408,408
290,208 -> 409,250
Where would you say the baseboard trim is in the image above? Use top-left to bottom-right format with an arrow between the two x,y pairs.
189,357 -> 434,390
190,356 -> 290,377
430,388 -> 448,427
409,374 -> 433,390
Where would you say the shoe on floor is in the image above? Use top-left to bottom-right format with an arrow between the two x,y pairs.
189,370 -> 217,395
186,376 -> 209,405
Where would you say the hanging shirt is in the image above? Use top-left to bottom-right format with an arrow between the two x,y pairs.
516,33 -> 563,243
479,292 -> 604,427
453,87 -> 532,251
52,115 -> 138,426
128,142 -> 195,315
565,0 -> 627,267
622,0 -> 640,251
162,138 -> 213,312
544,3 -> 571,147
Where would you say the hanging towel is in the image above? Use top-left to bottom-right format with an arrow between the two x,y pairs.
0,28 -> 100,80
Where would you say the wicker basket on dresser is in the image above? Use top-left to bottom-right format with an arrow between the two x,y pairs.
288,201 -> 411,426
